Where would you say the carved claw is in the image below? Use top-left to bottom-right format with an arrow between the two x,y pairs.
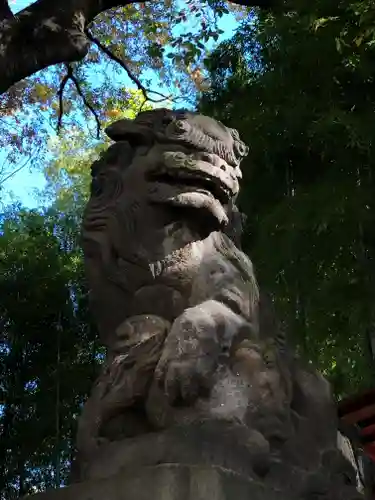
154,301 -> 239,406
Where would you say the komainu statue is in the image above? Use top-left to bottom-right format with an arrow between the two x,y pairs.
72,109 -> 363,500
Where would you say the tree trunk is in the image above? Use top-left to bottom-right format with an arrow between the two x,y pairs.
0,0 -> 276,96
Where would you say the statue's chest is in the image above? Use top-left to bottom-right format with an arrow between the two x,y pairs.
135,221 -> 206,284
129,225 -> 208,321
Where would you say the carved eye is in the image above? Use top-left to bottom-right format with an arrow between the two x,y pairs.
234,141 -> 249,158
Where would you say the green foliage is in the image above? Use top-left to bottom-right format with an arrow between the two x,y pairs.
0,207 -> 101,497
40,89 -> 153,213
200,0 -> 375,397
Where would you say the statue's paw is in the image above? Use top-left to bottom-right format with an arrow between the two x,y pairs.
155,354 -> 216,405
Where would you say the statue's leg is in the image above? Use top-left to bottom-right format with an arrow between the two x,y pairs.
155,299 -> 254,404
76,315 -> 170,459
76,362 -> 113,458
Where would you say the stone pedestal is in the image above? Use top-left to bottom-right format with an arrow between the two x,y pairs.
29,422 -> 363,500
29,464 -> 286,500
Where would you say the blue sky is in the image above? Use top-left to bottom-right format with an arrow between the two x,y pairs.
1,0 -> 239,208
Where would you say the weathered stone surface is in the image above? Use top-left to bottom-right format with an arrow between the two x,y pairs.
77,109 -> 261,468
28,464 -> 290,500
50,109 -> 363,499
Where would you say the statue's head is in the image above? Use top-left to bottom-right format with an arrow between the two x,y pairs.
86,108 -> 248,231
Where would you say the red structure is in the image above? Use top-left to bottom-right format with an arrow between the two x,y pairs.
338,387 -> 375,462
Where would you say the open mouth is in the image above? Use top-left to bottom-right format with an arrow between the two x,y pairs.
147,170 -> 232,206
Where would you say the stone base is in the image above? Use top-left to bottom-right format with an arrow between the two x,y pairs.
44,421 -> 363,500
29,464 -> 284,500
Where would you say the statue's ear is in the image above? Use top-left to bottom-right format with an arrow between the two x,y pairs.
105,119 -> 153,146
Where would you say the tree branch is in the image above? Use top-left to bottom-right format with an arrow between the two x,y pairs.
0,147 -> 39,187
226,0 -> 275,7
57,72 -> 70,133
85,28 -> 173,106
57,64 -> 101,138
0,0 -> 144,95
0,0 -> 279,96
